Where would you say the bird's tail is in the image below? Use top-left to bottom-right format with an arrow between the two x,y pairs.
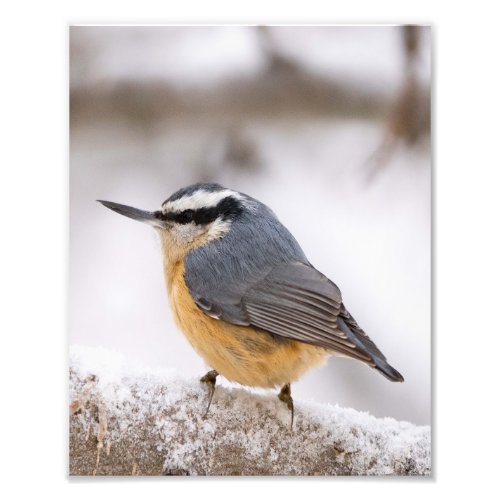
336,309 -> 404,382
373,357 -> 404,382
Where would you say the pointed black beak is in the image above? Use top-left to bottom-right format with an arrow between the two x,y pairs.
97,200 -> 163,227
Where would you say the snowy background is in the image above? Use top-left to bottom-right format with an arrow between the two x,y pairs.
69,26 -> 431,425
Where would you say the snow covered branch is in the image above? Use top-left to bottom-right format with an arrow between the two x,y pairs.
69,346 -> 431,476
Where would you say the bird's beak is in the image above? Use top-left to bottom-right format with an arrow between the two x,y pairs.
97,200 -> 165,228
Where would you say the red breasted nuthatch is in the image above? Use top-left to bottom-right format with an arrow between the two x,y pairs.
99,183 -> 403,426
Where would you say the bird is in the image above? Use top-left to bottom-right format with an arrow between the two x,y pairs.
98,182 -> 403,427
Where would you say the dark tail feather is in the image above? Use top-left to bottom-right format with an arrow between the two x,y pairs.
335,312 -> 404,382
374,357 -> 404,382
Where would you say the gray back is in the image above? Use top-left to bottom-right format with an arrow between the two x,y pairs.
184,196 -> 308,324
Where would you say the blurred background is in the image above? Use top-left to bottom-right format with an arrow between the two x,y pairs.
70,26 -> 431,425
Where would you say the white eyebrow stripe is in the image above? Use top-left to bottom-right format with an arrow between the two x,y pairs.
161,189 -> 244,213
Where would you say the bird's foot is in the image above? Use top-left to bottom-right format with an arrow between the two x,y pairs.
200,370 -> 218,418
278,383 -> 294,429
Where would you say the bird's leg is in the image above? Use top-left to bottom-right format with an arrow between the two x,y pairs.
200,369 -> 218,418
278,383 -> 294,429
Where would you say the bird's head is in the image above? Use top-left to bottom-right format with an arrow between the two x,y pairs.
99,183 -> 249,262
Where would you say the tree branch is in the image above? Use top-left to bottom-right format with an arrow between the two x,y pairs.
69,346 -> 431,476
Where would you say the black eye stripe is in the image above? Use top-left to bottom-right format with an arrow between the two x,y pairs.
177,209 -> 194,223
157,196 -> 244,225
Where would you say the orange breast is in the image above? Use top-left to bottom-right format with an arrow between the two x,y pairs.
164,260 -> 328,388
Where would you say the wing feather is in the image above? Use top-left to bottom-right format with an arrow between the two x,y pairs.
189,259 -> 383,366
239,262 -> 375,362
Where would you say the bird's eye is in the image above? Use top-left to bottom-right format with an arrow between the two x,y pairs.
180,209 -> 194,223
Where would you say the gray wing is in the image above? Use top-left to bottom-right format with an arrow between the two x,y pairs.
241,262 -> 381,364
189,257 -> 385,366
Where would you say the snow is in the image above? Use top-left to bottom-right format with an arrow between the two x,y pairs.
69,345 -> 431,476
